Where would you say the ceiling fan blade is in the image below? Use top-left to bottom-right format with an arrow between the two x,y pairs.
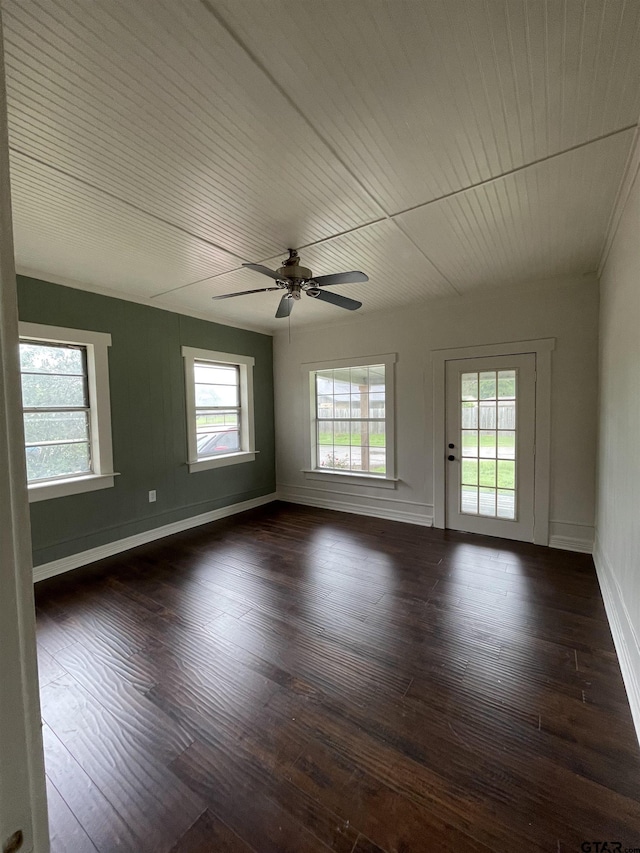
312,289 -> 362,311
275,294 -> 294,318
242,263 -> 283,281
312,271 -> 369,287
212,287 -> 281,300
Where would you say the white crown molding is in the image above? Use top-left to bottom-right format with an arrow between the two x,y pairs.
16,266 -> 273,336
33,492 -> 278,583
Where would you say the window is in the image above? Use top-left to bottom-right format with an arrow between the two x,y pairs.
182,347 -> 255,472
306,353 -> 396,483
21,341 -> 91,480
18,323 -> 116,502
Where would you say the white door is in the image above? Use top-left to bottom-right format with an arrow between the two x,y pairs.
445,354 -> 536,542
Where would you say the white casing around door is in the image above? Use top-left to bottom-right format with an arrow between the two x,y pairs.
445,353 -> 536,542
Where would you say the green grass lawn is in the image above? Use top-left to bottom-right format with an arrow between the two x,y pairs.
462,431 -> 515,447
318,431 -> 385,447
462,458 -> 515,489
197,414 -> 237,426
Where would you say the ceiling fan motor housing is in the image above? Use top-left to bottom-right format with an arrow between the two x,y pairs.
277,263 -> 312,281
277,249 -> 312,282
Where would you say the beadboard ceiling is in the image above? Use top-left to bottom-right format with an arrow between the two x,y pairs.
3,0 -> 640,333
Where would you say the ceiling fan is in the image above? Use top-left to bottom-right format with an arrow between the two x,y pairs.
212,249 -> 369,318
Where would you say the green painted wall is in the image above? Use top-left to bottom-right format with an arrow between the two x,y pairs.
17,276 -> 276,566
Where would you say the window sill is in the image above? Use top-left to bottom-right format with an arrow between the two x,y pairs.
28,472 -> 118,503
302,469 -> 398,489
188,451 -> 256,473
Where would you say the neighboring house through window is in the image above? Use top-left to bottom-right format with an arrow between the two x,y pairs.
305,353 -> 397,484
18,322 -> 116,502
182,346 -> 256,472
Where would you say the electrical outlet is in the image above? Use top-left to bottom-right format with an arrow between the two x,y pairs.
148,490 -> 157,503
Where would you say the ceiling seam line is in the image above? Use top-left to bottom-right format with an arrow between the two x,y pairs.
13,115 -> 632,302
149,217 -> 390,296
596,125 -> 640,276
390,219 -> 461,297
292,218 -> 388,254
388,123 -> 637,220
197,0 -> 390,220
12,139 -> 388,282
11,89 -> 634,299
8,145 -> 247,263
145,120 -> 635,298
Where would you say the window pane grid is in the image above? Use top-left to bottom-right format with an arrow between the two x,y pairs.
20,340 -> 86,375
314,363 -> 386,475
21,375 -> 89,409
25,438 -> 88,447
26,468 -> 92,485
459,370 -> 517,520
194,361 -> 239,409
23,406 -> 90,413
20,370 -> 86,378
193,361 -> 241,459
20,342 -> 94,482
195,409 -> 239,418
317,416 -> 383,422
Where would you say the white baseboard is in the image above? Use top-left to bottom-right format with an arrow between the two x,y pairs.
548,535 -> 593,554
278,484 -> 433,527
548,520 -> 594,553
593,538 -> 640,747
33,492 -> 278,583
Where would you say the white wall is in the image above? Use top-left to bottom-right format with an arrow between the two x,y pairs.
595,142 -> 640,739
274,275 -> 599,551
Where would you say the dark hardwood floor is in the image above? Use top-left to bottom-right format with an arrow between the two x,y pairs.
35,502 -> 640,853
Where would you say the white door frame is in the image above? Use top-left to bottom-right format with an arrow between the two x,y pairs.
432,338 -> 555,546
0,12 -> 50,853
445,353 -> 536,541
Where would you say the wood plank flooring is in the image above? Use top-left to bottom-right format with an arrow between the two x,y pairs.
35,502 -> 640,853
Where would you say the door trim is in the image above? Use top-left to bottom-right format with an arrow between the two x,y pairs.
445,353 -> 536,541
431,338 -> 555,546
0,12 -> 50,850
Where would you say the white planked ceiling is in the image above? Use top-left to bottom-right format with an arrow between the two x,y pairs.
2,0 -> 639,332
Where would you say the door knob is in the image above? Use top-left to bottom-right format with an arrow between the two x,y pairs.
448,443 -> 454,449
447,455 -> 455,461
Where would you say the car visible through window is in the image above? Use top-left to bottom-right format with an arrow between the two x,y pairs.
196,429 -> 240,456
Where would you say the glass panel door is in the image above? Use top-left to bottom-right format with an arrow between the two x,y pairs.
446,354 -> 536,542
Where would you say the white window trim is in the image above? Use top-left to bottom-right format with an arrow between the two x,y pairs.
19,322 -> 117,502
182,346 -> 256,473
303,352 -> 397,486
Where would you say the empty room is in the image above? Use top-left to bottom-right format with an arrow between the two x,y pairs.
1,1 -> 640,852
